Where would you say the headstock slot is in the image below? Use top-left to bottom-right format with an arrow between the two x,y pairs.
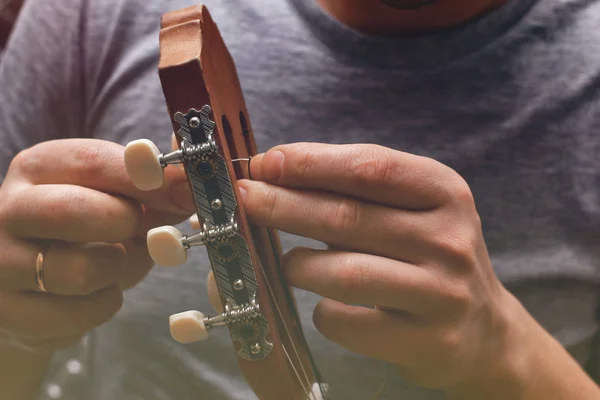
157,4 -> 329,399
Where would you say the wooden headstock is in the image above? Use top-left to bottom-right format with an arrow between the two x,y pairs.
125,4 -> 328,399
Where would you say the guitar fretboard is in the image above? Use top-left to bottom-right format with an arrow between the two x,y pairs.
0,0 -> 24,49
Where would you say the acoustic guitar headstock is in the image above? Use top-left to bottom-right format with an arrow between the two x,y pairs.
124,5 -> 328,399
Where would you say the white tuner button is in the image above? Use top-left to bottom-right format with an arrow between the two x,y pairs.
124,139 -> 165,191
169,310 -> 209,344
147,226 -> 187,267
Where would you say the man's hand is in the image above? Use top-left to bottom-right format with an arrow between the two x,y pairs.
0,138 -> 195,398
238,142 -> 600,398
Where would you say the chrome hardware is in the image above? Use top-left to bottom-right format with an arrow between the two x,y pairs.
233,279 -> 245,291
168,105 -> 272,361
189,116 -> 201,128
250,343 -> 262,355
203,298 -> 261,330
210,199 -> 223,210
157,139 -> 218,168
181,220 -> 239,248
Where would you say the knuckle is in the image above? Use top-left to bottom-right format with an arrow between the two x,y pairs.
42,188 -> 87,224
85,196 -> 140,241
69,246 -> 125,294
107,199 -> 141,240
262,186 -> 280,225
442,281 -> 473,315
65,188 -> 89,215
68,256 -> 98,295
71,142 -> 105,182
433,223 -> 479,269
296,146 -> 317,180
10,147 -> 41,177
450,177 -> 476,208
338,254 -> 371,295
436,329 -> 464,358
0,196 -> 16,227
328,198 -> 360,233
347,145 -> 393,184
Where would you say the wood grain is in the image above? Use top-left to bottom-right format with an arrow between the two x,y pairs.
158,5 -> 323,399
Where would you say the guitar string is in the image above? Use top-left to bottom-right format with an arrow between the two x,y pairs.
233,156 -> 388,399
281,343 -> 312,398
233,156 -> 387,399
255,246 -> 315,397
232,157 -> 316,397
368,363 -> 391,400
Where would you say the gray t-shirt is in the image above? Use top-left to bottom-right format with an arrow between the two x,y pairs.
1,0 -> 599,399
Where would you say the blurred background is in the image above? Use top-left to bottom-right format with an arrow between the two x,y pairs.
0,0 -> 24,51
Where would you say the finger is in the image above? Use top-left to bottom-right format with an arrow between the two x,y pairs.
0,237 -> 123,295
171,132 -> 178,152
3,184 -> 142,243
283,248 -> 439,315
120,206 -> 193,290
249,143 -> 462,210
239,180 -> 441,262
13,333 -> 85,352
118,239 -> 154,291
0,285 -> 123,340
313,299 -> 446,369
0,235 -> 46,291
11,139 -> 195,214
41,243 -> 126,295
133,205 -> 193,240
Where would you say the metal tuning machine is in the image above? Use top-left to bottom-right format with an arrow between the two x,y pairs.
123,5 -> 331,399
124,105 -> 272,361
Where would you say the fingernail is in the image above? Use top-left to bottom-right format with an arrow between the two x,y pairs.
171,181 -> 197,213
263,150 -> 284,181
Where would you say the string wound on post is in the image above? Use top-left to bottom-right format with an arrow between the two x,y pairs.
231,157 -> 253,180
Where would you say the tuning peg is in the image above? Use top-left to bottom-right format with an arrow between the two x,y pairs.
124,139 -> 188,191
169,310 -> 210,343
169,300 -> 260,345
147,225 -> 210,267
148,226 -> 187,267
124,139 -> 166,191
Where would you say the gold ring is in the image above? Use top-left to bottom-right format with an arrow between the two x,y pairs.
35,250 -> 48,293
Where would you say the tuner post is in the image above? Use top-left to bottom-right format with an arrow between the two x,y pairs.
169,300 -> 261,345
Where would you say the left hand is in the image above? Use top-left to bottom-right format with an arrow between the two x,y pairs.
237,142 -> 523,392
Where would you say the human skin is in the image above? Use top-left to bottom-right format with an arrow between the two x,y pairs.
239,143 -> 600,399
317,0 -> 507,34
1,2 -> 599,399
0,139 -> 196,398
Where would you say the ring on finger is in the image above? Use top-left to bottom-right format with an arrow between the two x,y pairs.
35,247 -> 50,293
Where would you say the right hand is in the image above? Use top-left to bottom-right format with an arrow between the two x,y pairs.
0,138 -> 196,353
